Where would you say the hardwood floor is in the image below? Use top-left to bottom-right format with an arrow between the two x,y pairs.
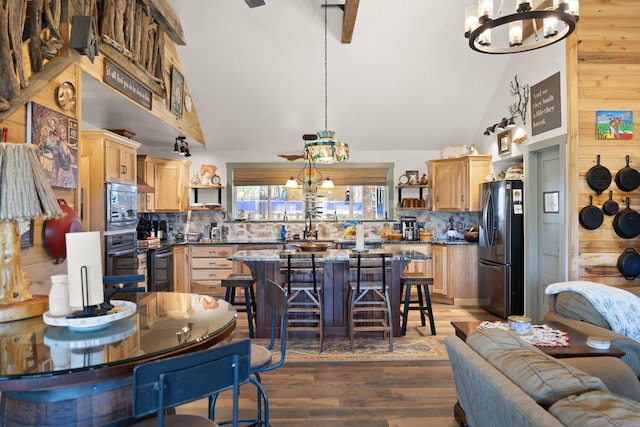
178,303 -> 500,426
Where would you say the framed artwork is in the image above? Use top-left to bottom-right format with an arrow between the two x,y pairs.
497,130 -> 512,156
543,191 -> 560,213
27,102 -> 79,189
170,66 -> 184,117
405,170 -> 419,185
596,110 -> 633,139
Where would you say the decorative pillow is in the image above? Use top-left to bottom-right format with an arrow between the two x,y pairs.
549,391 -> 640,426
556,291 -> 611,329
467,328 -> 606,407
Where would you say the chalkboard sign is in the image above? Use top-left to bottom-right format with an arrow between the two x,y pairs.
104,59 -> 152,110
531,72 -> 561,136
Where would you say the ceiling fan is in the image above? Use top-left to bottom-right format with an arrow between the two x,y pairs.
244,0 -> 265,7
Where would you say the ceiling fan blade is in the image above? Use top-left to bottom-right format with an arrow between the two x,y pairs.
244,0 -> 265,8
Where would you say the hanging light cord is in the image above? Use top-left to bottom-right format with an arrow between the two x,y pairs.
324,0 -> 328,132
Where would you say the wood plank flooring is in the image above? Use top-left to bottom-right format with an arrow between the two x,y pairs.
178,303 -> 500,426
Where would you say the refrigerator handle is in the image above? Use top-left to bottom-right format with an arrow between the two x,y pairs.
482,189 -> 494,249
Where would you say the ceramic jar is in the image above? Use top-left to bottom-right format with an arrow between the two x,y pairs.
48,274 -> 71,316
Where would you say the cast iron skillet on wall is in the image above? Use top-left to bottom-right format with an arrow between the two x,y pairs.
586,154 -> 611,195
614,155 -> 640,192
44,199 -> 82,264
579,195 -> 604,230
602,191 -> 619,216
617,248 -> 640,280
612,197 -> 640,239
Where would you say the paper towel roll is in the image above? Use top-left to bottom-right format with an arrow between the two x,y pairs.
66,231 -> 104,308
355,224 -> 364,251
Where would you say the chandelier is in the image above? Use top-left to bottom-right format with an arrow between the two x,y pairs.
304,0 -> 349,165
465,0 -> 580,54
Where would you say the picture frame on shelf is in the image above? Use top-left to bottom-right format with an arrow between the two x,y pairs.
497,130 -> 512,156
405,170 -> 419,185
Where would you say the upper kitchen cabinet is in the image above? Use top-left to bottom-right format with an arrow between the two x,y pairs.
154,158 -> 191,212
80,130 -> 141,231
429,155 -> 491,211
104,138 -> 137,184
82,130 -> 140,185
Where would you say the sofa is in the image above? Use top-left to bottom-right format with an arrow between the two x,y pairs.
445,328 -> 640,427
544,286 -> 640,377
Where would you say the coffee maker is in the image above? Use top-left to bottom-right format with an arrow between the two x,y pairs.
401,216 -> 418,241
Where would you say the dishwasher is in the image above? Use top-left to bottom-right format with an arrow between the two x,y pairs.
148,246 -> 173,292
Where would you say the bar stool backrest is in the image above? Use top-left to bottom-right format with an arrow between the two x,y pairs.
350,252 -> 391,293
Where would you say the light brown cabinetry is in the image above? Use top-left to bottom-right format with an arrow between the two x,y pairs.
136,155 -> 156,212
430,243 -> 481,305
189,245 -> 236,298
154,158 -> 191,211
173,246 -> 190,293
429,155 -> 491,211
104,139 -> 137,184
137,252 -> 148,291
80,130 -> 141,232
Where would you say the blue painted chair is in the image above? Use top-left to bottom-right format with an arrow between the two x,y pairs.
211,279 -> 287,426
131,339 -> 251,427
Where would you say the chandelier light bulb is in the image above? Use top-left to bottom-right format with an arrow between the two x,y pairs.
478,0 -> 493,22
509,21 -> 523,46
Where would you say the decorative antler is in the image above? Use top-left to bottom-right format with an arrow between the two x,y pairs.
509,75 -> 530,125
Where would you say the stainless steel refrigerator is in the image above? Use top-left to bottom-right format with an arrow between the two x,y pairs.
478,180 -> 524,318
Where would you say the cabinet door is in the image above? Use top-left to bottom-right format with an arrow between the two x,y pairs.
155,161 -> 182,211
105,140 -> 137,184
173,246 -> 190,293
463,156 -> 492,211
431,245 -> 449,297
432,160 -> 462,211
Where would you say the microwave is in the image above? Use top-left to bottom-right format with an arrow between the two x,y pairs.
105,182 -> 138,231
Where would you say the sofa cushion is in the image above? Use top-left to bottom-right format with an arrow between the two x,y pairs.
556,291 -> 611,329
549,391 -> 640,426
467,328 -> 607,407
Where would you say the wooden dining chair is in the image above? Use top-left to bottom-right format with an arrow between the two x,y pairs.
131,339 -> 251,427
348,252 -> 393,352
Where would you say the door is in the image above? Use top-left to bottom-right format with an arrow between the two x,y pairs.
479,259 -> 509,318
525,136 -> 567,320
536,147 -> 563,318
479,181 -> 508,264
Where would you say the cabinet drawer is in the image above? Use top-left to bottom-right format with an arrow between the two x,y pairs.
191,268 -> 233,281
191,280 -> 225,298
191,246 -> 234,258
191,258 -> 233,269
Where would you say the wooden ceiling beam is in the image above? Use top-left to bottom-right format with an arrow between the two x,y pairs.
149,0 -> 186,46
341,0 -> 359,44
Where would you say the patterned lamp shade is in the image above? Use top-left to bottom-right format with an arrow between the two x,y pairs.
304,131 -> 349,164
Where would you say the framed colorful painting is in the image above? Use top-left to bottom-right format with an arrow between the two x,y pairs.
170,66 -> 185,117
596,110 -> 633,139
27,102 -> 79,189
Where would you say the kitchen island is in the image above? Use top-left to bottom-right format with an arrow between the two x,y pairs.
229,248 -> 429,338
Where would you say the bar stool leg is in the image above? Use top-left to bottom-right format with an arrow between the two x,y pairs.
416,285 -> 427,326
243,289 -> 255,338
423,284 -> 436,335
401,283 -> 412,336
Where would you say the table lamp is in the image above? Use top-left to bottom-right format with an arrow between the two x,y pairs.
0,143 -> 64,322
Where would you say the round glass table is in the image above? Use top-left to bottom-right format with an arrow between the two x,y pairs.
0,292 -> 237,426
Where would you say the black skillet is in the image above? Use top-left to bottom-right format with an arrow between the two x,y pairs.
578,196 -> 604,230
602,191 -> 619,216
586,154 -> 611,195
612,197 -> 640,239
617,248 -> 640,280
615,155 -> 640,192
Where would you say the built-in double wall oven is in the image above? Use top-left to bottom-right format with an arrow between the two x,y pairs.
104,182 -> 138,277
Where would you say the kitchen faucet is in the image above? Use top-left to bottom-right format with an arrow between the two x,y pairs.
303,212 -> 318,240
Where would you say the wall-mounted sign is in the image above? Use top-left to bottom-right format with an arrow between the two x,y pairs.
531,72 -> 561,136
104,59 -> 152,110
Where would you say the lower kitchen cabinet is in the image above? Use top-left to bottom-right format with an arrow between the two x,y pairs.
173,246 -> 190,293
137,251 -> 148,291
431,243 -> 481,305
189,245 -> 235,298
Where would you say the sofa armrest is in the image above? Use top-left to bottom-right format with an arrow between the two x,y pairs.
544,311 -> 640,377
445,335 -> 564,427
563,356 -> 640,402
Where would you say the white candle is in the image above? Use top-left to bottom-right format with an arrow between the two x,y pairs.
66,231 -> 104,309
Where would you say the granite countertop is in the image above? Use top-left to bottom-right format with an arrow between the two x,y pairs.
164,238 -> 474,247
229,248 -> 429,262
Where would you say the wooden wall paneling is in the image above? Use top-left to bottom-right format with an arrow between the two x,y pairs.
571,2 -> 640,286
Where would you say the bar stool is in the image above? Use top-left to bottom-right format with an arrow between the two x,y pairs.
400,272 -> 436,336
221,274 -> 257,338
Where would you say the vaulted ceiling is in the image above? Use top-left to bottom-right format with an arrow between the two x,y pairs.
84,1 -> 514,155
